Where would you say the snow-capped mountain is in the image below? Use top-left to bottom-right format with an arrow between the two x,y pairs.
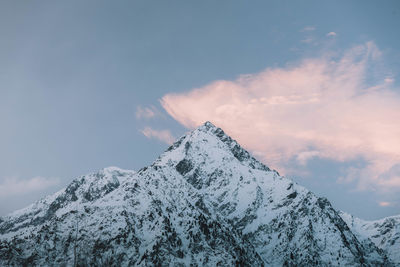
0,122 -> 397,266
340,212 -> 400,265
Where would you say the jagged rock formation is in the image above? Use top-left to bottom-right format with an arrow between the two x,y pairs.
0,122 -> 397,266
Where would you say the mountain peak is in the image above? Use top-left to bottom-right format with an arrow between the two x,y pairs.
197,120 -> 218,131
1,121 -> 397,266
162,121 -> 272,174
191,121 -> 229,141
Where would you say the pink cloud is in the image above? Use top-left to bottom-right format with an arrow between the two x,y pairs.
141,127 -> 175,145
379,201 -> 392,207
136,105 -> 160,119
384,77 -> 395,84
161,41 -> 400,192
296,151 -> 320,166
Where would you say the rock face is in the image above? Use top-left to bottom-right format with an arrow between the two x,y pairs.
340,212 -> 400,266
0,122 -> 397,266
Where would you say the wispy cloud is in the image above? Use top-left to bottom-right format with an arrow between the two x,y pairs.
141,127 -> 175,145
299,26 -> 318,45
301,26 -> 316,32
0,176 -> 60,198
161,41 -> 400,193
301,38 -> 314,44
136,105 -> 160,119
379,201 -> 392,207
384,77 -> 395,84
326,32 -> 337,37
296,151 -> 320,166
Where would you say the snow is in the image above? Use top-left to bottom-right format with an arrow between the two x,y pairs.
0,121 -> 397,266
340,211 -> 400,265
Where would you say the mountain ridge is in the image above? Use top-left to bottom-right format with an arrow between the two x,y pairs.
340,211 -> 400,265
0,121 -> 398,266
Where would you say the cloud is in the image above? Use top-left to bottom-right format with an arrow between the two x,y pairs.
161,41 -> 400,192
384,77 -> 394,84
379,201 -> 392,207
326,32 -> 337,37
296,151 -> 320,166
0,176 -> 60,198
301,26 -> 316,32
136,105 -> 160,119
301,38 -> 314,44
141,127 -> 175,145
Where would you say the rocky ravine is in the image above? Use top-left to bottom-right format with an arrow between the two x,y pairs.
0,122 -> 398,266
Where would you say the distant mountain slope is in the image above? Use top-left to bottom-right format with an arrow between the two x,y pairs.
340,211 -> 400,265
0,122 -> 396,266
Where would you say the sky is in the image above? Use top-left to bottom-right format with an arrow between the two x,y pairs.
1,1 -> 400,220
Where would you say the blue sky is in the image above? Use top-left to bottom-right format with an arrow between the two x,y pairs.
1,1 -> 399,219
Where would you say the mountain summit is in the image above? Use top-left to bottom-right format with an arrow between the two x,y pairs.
0,122 -> 397,266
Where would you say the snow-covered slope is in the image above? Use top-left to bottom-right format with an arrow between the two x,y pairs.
340,212 -> 400,265
0,122 -> 396,266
